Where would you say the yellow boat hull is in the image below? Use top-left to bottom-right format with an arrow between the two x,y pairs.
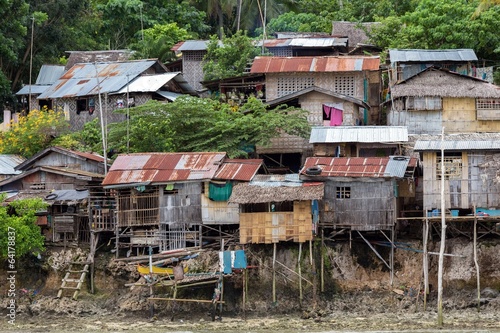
137,264 -> 187,275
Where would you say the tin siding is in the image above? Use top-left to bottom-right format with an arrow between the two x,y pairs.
160,182 -> 202,226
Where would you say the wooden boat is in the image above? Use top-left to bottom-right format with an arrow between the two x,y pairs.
137,264 -> 188,275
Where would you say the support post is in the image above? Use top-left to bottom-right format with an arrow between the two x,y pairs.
474,214 -> 480,312
298,242 -> 303,307
321,228 -> 325,293
272,242 -> 277,303
390,225 -> 394,286
423,217 -> 429,311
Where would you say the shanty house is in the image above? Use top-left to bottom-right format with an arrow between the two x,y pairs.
172,40 -> 212,92
309,126 -> 408,157
257,32 -> 348,57
37,59 -> 196,131
300,156 -> 419,231
249,55 -> 381,171
229,174 -> 324,244
15,64 -> 66,112
387,67 -> 500,135
101,152 -> 262,253
0,147 -> 107,243
414,133 -> 500,216
388,49 -> 478,83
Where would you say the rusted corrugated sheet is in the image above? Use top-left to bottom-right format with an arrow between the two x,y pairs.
214,159 -> 262,181
102,152 -> 226,186
302,157 -> 389,177
250,56 -> 380,73
38,60 -> 158,99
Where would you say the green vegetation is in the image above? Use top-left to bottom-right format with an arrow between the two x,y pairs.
108,96 -> 310,158
0,108 -> 68,158
0,194 -> 47,259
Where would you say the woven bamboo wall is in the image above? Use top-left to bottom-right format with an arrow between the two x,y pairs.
239,201 -> 313,244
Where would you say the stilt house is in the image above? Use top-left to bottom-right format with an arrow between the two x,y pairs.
300,156 -> 418,231
101,152 -> 262,254
228,174 -> 324,244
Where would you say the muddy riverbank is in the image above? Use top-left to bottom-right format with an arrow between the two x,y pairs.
1,238 -> 500,332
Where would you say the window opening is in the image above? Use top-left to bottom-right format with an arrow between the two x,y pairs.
336,186 -> 351,198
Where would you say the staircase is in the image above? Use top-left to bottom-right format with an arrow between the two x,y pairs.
57,233 -> 99,300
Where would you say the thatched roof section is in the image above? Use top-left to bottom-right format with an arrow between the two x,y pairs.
229,183 -> 324,204
391,68 -> 500,98
331,21 -> 380,47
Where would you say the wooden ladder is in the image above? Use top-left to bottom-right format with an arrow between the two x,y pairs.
57,261 -> 90,300
57,233 -> 99,300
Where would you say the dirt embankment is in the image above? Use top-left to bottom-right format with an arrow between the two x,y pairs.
1,238 -> 500,332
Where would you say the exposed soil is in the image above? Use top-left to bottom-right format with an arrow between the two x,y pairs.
1,238 -> 500,332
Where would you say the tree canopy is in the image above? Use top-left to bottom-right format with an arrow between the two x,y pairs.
203,31 -> 262,81
0,195 -> 47,259
0,108 -> 69,158
107,96 -> 310,158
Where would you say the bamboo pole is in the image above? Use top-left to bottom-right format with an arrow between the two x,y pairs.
311,240 -> 317,309
437,127 -> 446,326
272,242 -> 276,303
321,228 -> 325,293
298,242 -> 303,306
474,214 -> 480,312
242,268 -> 247,319
423,217 -> 429,311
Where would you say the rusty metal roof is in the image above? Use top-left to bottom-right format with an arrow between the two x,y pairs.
302,157 -> 389,177
250,56 -> 380,73
38,60 -> 162,99
102,152 -> 227,186
214,159 -> 262,181
302,156 -> 416,178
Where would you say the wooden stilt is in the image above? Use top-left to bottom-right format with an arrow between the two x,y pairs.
474,215 -> 480,312
298,242 -> 303,307
311,239 -> 317,309
321,228 -> 324,293
272,242 -> 277,303
242,269 -> 247,319
423,216 -> 429,311
390,225 -> 394,286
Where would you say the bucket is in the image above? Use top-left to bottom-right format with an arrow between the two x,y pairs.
432,209 -> 440,217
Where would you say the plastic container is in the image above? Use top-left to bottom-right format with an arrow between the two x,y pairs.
450,210 -> 459,217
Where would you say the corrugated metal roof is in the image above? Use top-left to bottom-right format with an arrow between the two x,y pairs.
214,159 -> 262,181
16,85 -> 51,95
16,146 -> 105,171
302,156 -> 415,178
116,73 -> 180,93
176,40 -> 211,51
0,155 -> 25,175
155,91 -> 184,101
384,156 -> 411,177
250,173 -> 303,187
250,56 -> 380,73
36,65 -> 65,85
257,37 -> 347,48
38,60 -> 159,99
309,126 -> 408,143
389,49 -> 478,64
302,157 -> 388,177
414,140 -> 500,151
102,152 -> 227,186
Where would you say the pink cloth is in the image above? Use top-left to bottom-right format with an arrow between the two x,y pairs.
323,105 -> 343,126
